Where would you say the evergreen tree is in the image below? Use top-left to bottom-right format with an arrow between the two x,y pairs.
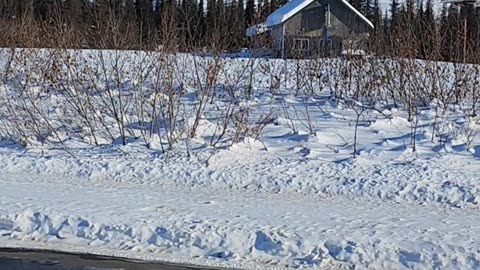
63,0 -> 86,27
383,11 -> 391,54
441,4 -> 460,61
390,0 -> 399,31
270,0 -> 280,14
371,0 -> 381,27
196,0 -> 206,46
206,0 -> 217,44
370,0 -> 383,53
245,0 -> 255,26
464,5 -> 478,60
135,0 -> 155,44
361,0 -> 373,20
258,0 -> 270,21
349,0 -> 362,13
388,0 -> 400,54
405,0 -> 414,21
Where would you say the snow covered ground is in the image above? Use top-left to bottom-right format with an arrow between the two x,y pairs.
0,49 -> 480,269
1,170 -> 480,270
0,137 -> 480,269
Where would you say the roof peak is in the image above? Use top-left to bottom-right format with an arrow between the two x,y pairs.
266,0 -> 374,29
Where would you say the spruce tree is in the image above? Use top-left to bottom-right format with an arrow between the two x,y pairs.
236,0 -> 246,47
245,0 -> 255,26
387,0 -> 400,54
135,0 -> 155,45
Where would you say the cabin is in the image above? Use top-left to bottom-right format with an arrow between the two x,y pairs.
247,0 -> 374,58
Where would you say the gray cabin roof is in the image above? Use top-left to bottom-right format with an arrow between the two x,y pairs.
266,0 -> 374,29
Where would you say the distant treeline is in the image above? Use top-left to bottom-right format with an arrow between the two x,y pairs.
0,0 -> 479,62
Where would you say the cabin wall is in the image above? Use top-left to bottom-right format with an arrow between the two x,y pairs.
282,0 -> 365,38
271,0 -> 372,58
322,0 -> 350,37
320,0 -> 371,34
270,26 -> 284,57
326,0 -> 372,34
283,1 -> 323,37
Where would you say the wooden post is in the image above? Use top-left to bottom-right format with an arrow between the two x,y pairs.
281,24 -> 285,59
463,17 -> 467,63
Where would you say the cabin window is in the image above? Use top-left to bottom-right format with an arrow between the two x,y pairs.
293,38 -> 310,51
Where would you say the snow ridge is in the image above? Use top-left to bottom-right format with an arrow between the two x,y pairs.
0,147 -> 478,209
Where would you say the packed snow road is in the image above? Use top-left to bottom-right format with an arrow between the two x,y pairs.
0,248 -> 217,270
0,173 -> 479,269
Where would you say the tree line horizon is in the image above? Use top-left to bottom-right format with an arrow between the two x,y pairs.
0,0 -> 479,63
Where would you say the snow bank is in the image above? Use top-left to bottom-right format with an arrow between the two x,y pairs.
1,178 -> 480,270
0,210 -> 335,269
0,142 -> 479,209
